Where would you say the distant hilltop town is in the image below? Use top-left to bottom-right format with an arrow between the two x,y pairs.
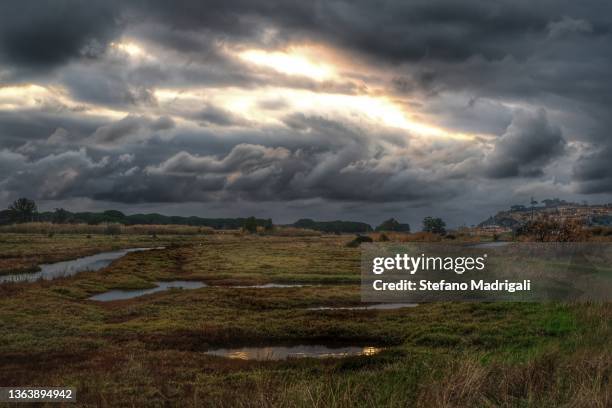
476,198 -> 612,234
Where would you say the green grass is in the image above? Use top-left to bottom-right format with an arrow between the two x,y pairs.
0,234 -> 609,407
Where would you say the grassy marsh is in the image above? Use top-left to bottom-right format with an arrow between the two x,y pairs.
0,233 -> 609,407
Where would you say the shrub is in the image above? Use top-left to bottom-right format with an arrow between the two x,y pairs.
104,223 -> 122,235
422,216 -> 447,235
516,216 -> 588,242
375,218 -> 410,232
243,217 -> 258,234
346,235 -> 374,247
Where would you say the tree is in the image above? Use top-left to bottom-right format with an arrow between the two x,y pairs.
516,216 -> 587,242
422,216 -> 446,234
375,218 -> 410,232
517,217 -> 558,242
52,208 -> 71,224
243,216 -> 258,234
8,198 -> 37,223
263,218 -> 274,232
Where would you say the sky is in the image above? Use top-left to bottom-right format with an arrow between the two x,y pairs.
1,0 -> 612,228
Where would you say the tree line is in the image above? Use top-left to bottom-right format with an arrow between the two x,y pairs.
0,198 -> 273,230
1,198 -> 447,234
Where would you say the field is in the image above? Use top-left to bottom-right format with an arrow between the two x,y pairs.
0,233 -> 610,407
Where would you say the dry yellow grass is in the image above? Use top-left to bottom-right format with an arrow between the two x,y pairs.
269,227 -> 321,237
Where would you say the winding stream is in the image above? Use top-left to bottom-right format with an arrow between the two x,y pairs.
89,280 -> 207,301
0,247 -> 160,284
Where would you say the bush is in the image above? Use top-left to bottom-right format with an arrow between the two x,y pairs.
104,223 -> 122,235
516,216 -> 588,242
375,218 -> 410,232
243,217 -> 258,234
346,235 -> 374,247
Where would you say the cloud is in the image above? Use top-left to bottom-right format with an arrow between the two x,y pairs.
135,117 -> 467,203
573,146 -> 612,193
1,149 -> 108,200
0,1 -> 120,73
1,0 -> 612,225
548,17 -> 593,39
89,114 -> 175,146
60,65 -> 158,107
147,144 -> 290,176
195,104 -> 249,127
483,109 -> 566,178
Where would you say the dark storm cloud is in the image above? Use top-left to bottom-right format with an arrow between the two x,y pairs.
125,1 -> 612,67
3,1 -> 611,85
148,144 -> 290,175
0,110 -> 103,151
0,1 -> 120,73
0,111 -> 465,205
131,0 -> 543,62
484,109 -> 566,178
88,114 -> 174,146
1,149 -> 107,200
572,146 -> 612,194
195,103 -> 249,127
59,66 -> 157,108
6,1 -> 601,84
115,116 -> 464,204
1,0 -> 612,220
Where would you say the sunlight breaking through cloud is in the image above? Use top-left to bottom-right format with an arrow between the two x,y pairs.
238,48 -> 335,81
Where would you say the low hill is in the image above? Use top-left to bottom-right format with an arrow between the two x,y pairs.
479,199 -> 612,228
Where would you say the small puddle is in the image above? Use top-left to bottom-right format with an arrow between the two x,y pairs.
307,303 -> 417,311
466,241 -> 511,248
0,248 -> 161,284
89,280 -> 207,301
205,345 -> 382,360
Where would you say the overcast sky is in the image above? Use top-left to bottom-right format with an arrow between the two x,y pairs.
1,1 -> 612,227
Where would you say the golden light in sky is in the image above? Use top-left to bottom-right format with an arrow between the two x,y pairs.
154,85 -> 477,140
0,84 -> 50,109
0,84 -> 127,120
3,43 -> 480,142
238,49 -> 335,81
110,41 -> 149,59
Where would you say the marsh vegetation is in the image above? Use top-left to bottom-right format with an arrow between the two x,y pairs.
0,233 -> 609,407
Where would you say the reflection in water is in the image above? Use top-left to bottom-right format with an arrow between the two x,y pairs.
466,241 -> 511,248
0,248 -> 161,284
307,303 -> 417,311
205,345 -> 383,360
89,280 -> 207,301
